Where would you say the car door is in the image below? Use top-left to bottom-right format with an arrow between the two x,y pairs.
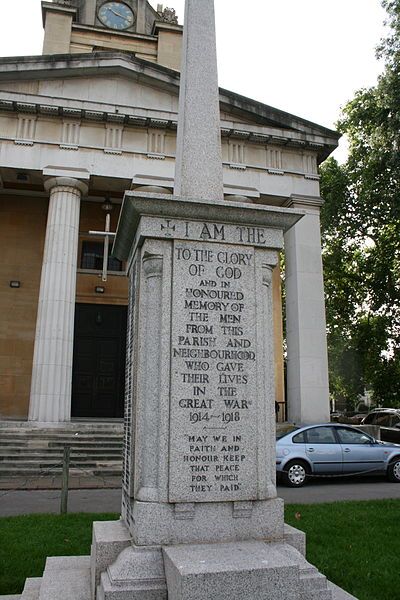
335,427 -> 386,474
305,426 -> 343,474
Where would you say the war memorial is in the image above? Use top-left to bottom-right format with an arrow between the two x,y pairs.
0,1 -> 356,599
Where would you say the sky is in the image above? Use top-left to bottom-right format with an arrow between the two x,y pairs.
0,0 -> 389,161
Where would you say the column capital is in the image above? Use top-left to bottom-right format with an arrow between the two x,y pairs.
44,177 -> 89,196
43,166 -> 90,195
283,194 -> 324,211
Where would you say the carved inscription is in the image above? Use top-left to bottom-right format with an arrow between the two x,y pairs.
136,216 -> 283,250
169,241 -> 258,503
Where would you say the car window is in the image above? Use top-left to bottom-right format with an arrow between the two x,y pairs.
389,415 -> 400,427
363,414 -> 376,424
292,431 -> 305,443
374,413 -> 392,426
306,427 -> 336,444
336,427 -> 372,445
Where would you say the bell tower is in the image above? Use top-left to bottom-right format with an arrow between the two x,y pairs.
42,0 -> 182,70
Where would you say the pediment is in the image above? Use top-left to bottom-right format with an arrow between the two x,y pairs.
0,52 -> 339,156
0,73 -> 179,115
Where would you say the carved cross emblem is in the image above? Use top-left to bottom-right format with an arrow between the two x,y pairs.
160,220 -> 176,236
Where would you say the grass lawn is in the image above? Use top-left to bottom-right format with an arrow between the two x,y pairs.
285,499 -> 400,600
0,513 -> 118,595
0,500 -> 399,599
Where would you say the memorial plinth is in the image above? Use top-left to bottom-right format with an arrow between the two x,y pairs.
88,190 -> 353,600
113,192 -> 301,546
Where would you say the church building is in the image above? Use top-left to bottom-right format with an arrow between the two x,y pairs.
0,0 -> 339,426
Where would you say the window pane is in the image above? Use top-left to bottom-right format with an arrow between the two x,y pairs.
337,428 -> 371,445
363,414 -> 376,424
293,432 -> 305,443
306,427 -> 336,444
81,241 -> 122,272
374,414 -> 392,427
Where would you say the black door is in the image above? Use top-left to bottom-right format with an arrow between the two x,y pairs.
71,304 -> 127,418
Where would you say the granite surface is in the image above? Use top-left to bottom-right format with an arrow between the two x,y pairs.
174,0 -> 224,201
169,240 -> 258,503
163,541 -> 299,600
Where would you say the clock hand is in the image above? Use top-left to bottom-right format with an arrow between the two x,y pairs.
108,7 -> 126,18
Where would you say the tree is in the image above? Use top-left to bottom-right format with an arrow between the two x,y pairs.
320,0 -> 400,409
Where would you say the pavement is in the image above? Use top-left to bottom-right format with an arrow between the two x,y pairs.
0,474 -> 121,490
278,475 -> 400,504
0,476 -> 399,516
0,488 -> 121,516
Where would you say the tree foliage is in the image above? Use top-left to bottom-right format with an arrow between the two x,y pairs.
320,0 -> 400,408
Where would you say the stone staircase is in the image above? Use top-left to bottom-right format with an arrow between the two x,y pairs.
0,422 -> 123,487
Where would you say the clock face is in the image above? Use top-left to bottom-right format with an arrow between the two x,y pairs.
98,2 -> 135,30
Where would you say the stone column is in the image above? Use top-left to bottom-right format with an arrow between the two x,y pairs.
137,254 -> 163,501
29,176 -> 88,423
284,195 -> 330,424
255,254 -> 279,500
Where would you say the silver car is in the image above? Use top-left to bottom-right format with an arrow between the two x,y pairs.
276,423 -> 400,487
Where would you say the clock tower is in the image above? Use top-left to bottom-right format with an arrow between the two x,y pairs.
42,0 -> 182,70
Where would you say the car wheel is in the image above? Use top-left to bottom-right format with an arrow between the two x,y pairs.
387,458 -> 400,483
282,460 -> 309,487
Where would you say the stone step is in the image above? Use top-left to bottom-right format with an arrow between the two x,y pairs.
0,451 -> 122,460
0,459 -> 122,467
0,424 -> 123,483
38,556 -> 90,600
0,435 -> 123,443
300,571 -> 331,592
21,578 -> 42,600
0,423 -> 123,432
0,461 -> 121,471
0,595 -> 21,599
0,466 -> 122,477
0,439 -> 123,448
327,581 -> 358,600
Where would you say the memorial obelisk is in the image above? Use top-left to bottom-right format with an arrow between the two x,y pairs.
97,0 -> 346,598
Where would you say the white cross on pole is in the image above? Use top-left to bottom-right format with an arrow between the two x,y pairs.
89,212 -> 116,282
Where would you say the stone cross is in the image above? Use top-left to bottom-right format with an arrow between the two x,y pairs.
174,0 -> 224,202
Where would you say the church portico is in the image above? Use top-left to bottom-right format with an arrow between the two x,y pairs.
0,0 -> 340,425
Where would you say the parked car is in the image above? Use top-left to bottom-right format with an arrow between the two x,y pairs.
276,423 -> 400,487
361,409 -> 400,443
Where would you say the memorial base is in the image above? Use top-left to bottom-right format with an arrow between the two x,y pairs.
91,520 -> 357,600
0,518 -> 358,600
123,497 -> 284,546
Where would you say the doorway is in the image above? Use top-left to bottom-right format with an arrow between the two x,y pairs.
71,303 -> 127,418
